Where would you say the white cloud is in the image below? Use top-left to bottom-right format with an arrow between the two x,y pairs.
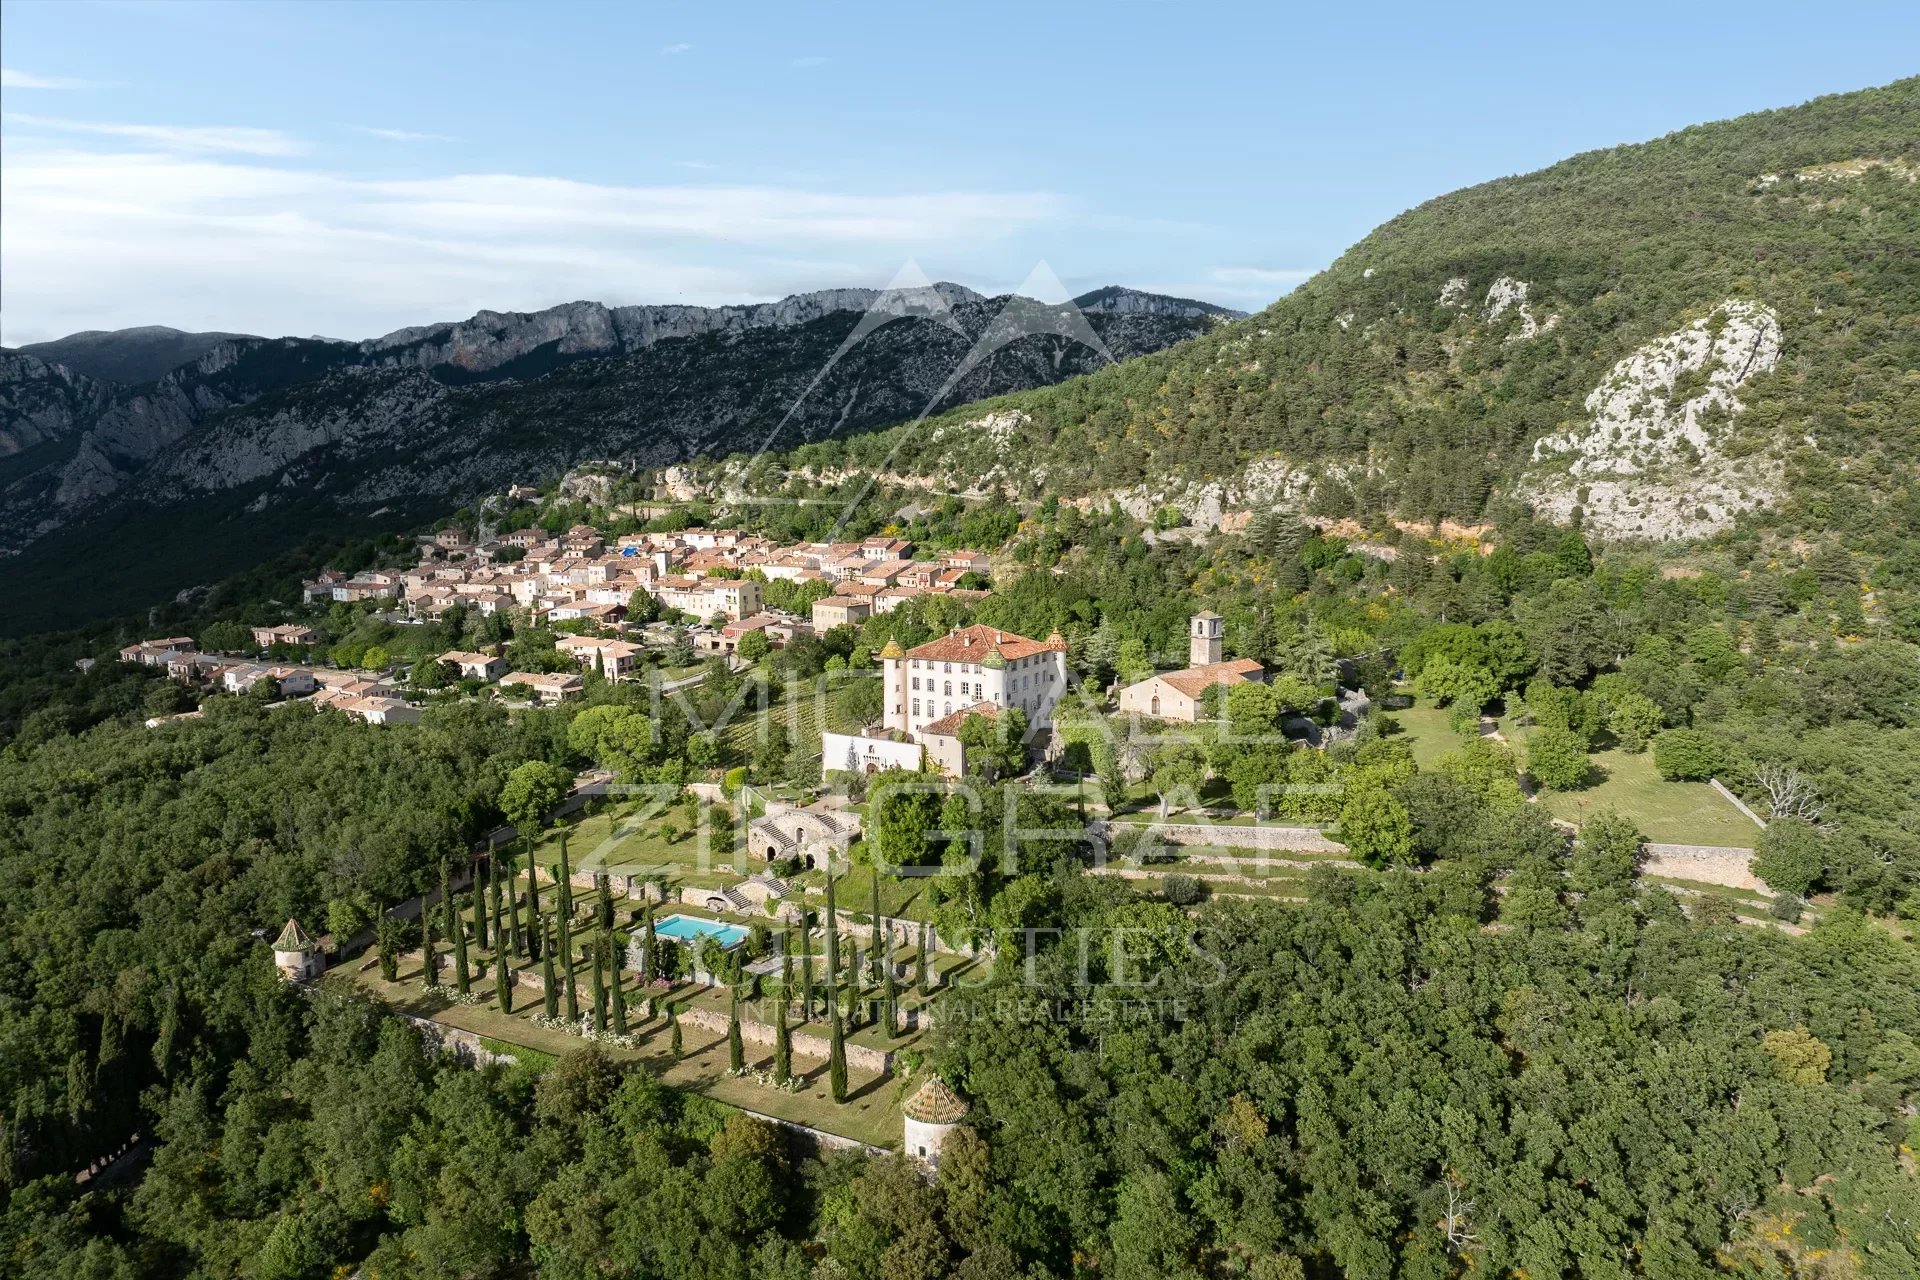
675,160 -> 719,171
660,42 -> 692,55
353,126 -> 454,143
0,140 -> 1068,344
1,68 -> 99,90
4,112 -> 303,156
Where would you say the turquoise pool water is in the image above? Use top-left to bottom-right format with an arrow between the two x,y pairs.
654,914 -> 747,948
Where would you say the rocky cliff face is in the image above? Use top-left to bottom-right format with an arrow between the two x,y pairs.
0,352 -> 111,457
354,284 -> 992,376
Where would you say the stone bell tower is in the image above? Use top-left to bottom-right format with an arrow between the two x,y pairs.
1189,611 -> 1223,667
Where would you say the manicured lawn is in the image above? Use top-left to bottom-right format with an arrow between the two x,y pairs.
1380,697 -> 1478,770
527,796 -> 752,881
1499,723 -> 1761,847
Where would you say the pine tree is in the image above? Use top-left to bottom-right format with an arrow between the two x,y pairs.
774,996 -> 792,1084
727,990 -> 745,1073
589,938 -> 607,1033
523,836 -> 541,961
608,932 -> 629,1035
541,921 -> 558,1020
828,992 -> 848,1102
556,833 -> 578,1022
916,920 -> 930,995
824,871 -> 840,984
668,1005 -> 682,1058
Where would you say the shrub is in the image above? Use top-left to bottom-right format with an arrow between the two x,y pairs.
1163,873 -> 1207,905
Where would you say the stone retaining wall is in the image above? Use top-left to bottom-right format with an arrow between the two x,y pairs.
1095,818 -> 1348,854
400,1014 -> 519,1067
1643,843 -> 1762,891
677,1004 -> 892,1074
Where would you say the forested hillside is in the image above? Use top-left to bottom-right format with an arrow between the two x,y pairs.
770,79 -> 1919,555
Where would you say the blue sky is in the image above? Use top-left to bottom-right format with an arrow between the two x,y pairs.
2,0 -> 1915,345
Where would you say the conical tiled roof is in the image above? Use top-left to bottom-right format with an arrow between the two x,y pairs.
904,1075 -> 969,1124
878,639 -> 905,659
273,918 -> 315,952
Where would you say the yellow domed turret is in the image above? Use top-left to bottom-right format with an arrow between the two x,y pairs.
879,639 -> 905,660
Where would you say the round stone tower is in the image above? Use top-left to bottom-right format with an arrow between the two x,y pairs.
272,918 -> 323,982
903,1075 -> 970,1167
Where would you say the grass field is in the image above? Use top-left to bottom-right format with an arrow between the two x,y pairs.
1380,700 -> 1480,770
1492,718 -> 1761,847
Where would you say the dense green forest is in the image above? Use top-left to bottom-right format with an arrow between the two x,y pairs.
6,489 -> 1919,1276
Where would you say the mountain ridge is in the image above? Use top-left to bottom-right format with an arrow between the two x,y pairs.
0,286 -> 1231,632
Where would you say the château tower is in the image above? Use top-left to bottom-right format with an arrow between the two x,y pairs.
1189,611 -> 1223,666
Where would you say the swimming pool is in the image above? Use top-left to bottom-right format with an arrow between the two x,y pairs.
653,914 -> 748,948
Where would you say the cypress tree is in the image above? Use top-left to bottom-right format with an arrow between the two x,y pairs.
870,875 -> 884,984
824,871 -> 840,984
727,990 -> 744,1072
589,937 -> 607,1033
882,954 -> 897,1039
668,1004 -> 682,1058
801,936 -> 816,1022
423,877 -> 441,988
780,930 -> 794,1011
453,895 -> 472,996
471,855 -> 488,949
595,873 -> 613,932
556,833 -> 578,1022
609,932 -> 629,1035
774,996 -> 792,1084
524,837 -> 542,961
499,855 -> 514,948
541,920 -> 558,1020
828,993 -> 847,1102
916,920 -> 930,995
377,910 -> 399,982
493,932 -> 511,1014
641,905 -> 657,983
499,848 -> 520,957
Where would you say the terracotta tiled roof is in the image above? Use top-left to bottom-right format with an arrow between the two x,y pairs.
920,701 -> 999,737
904,1076 -> 970,1124
1154,658 -> 1265,699
902,625 -> 1063,664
